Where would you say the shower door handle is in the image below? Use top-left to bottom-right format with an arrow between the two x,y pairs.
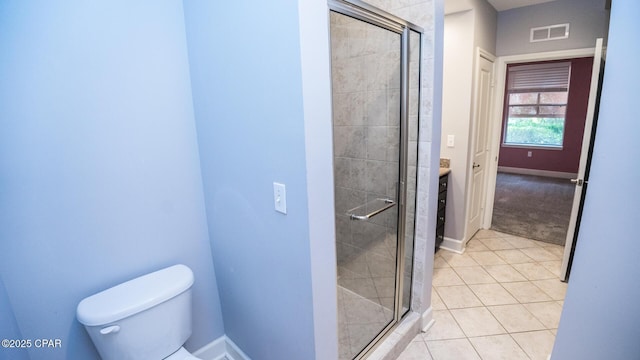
349,199 -> 396,221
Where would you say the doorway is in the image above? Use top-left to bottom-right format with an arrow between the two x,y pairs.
328,1 -> 423,359
490,57 -> 595,245
484,42 -> 605,281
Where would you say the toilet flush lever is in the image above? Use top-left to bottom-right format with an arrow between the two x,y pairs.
100,325 -> 120,335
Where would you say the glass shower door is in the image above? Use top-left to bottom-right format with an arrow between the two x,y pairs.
330,10 -> 402,360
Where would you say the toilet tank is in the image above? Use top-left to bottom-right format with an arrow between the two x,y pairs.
77,264 -> 194,360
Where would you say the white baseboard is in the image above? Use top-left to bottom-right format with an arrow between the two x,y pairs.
498,166 -> 577,179
193,335 -> 250,360
439,237 -> 465,253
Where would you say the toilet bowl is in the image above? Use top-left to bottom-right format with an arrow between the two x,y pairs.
77,264 -> 202,360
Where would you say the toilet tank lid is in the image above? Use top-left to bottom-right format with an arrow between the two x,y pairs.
76,264 -> 194,326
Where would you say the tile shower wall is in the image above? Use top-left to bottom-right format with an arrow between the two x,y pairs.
403,29 -> 422,312
331,13 -> 401,290
364,0 -> 439,318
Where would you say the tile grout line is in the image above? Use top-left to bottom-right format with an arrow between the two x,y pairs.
408,230 -> 564,360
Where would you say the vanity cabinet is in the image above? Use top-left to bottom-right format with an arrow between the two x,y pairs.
435,172 -> 449,251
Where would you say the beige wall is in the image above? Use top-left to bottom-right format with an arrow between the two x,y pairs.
441,0 -> 497,242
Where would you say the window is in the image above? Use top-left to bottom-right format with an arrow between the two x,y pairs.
503,62 -> 571,148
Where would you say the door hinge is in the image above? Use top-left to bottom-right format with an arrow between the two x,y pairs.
571,178 -> 584,186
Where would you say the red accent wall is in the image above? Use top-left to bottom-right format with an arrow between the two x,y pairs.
498,57 -> 594,173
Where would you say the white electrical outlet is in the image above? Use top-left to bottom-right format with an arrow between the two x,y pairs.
527,151 -> 533,157
273,182 -> 287,214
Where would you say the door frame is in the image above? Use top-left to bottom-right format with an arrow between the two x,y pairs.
482,47 -> 598,230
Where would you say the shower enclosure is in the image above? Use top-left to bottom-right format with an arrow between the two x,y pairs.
329,1 -> 422,359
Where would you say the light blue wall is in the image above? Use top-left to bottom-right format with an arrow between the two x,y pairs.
496,0 -> 610,56
298,0 -> 340,358
552,2 -> 640,359
0,1 -> 224,359
0,277 -> 29,360
183,1 -> 316,359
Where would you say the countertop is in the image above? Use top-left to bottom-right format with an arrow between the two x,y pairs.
439,167 -> 451,177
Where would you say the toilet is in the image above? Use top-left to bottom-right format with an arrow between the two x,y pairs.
77,264 -> 201,360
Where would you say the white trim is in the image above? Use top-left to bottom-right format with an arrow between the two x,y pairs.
193,335 -> 251,360
501,144 -> 564,150
483,46 -> 596,230
439,237 -> 465,254
421,306 -> 435,332
497,166 -> 577,179
479,48 -> 497,62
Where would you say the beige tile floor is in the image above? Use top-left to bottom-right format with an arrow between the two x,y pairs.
398,230 -> 567,360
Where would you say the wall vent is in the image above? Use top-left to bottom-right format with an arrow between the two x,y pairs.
530,23 -> 570,43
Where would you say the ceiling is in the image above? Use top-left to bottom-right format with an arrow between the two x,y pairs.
445,0 -> 559,14
487,0 -> 558,11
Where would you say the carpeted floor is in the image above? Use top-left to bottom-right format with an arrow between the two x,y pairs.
491,172 -> 575,245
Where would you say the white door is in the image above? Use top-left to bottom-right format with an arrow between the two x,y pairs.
560,38 -> 605,281
467,51 -> 494,239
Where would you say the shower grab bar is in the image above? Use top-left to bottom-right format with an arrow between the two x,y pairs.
348,198 -> 396,221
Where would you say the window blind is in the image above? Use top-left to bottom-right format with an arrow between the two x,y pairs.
508,62 -> 571,91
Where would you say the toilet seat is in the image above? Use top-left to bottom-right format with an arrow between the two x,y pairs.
164,347 -> 202,360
